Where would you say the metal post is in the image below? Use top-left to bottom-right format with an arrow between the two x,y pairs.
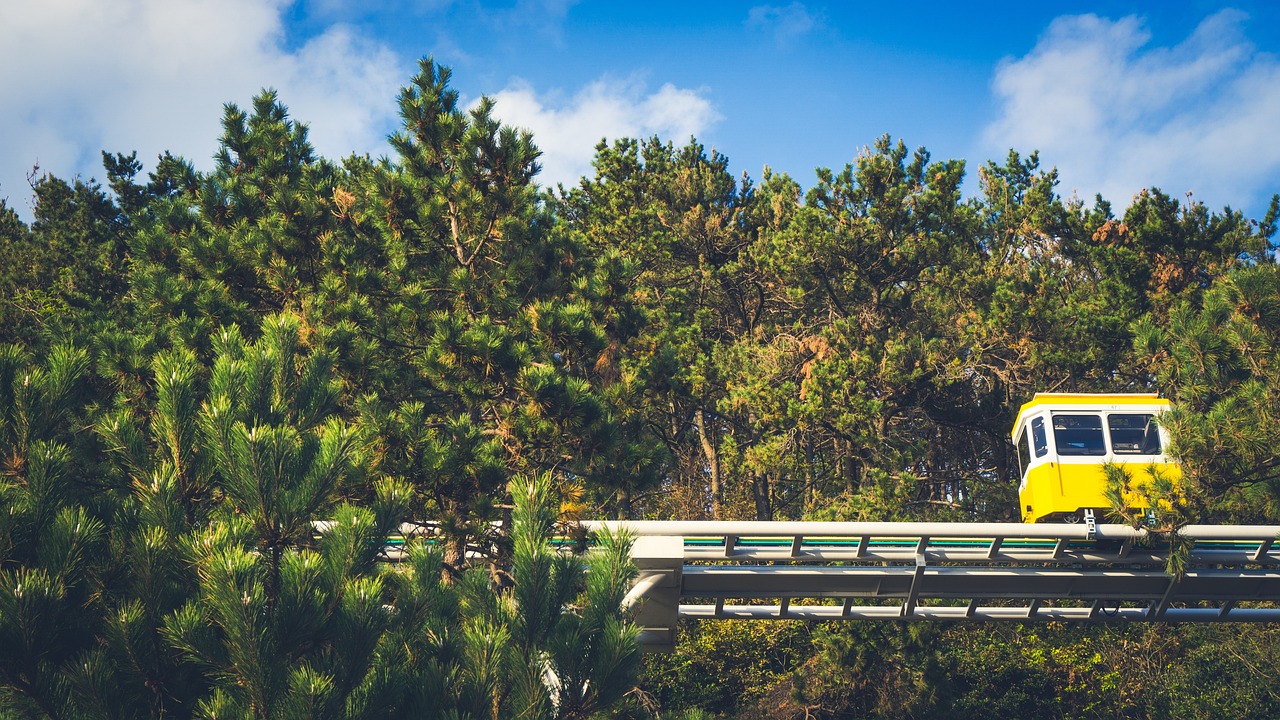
902,553 -> 927,618
986,537 -> 1003,560
790,535 -> 804,557
1253,539 -> 1274,562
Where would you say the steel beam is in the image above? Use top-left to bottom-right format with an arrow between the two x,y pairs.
679,604 -> 1280,622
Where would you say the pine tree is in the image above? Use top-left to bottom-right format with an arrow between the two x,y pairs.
338,58 -> 631,571
125,91 -> 339,357
0,344 -> 109,718
1134,235 -> 1280,524
556,137 -> 784,520
0,174 -> 131,350
440,474 -> 642,719
107,313 -> 412,719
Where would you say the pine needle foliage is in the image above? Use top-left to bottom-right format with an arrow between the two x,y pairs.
1137,258 -> 1280,523
446,473 -> 643,720
0,345 -> 111,719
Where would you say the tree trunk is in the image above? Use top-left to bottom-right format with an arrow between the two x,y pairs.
615,486 -> 632,520
994,430 -> 1013,520
695,408 -> 722,520
804,433 -> 816,515
441,496 -> 467,585
839,438 -> 860,494
752,470 -> 772,521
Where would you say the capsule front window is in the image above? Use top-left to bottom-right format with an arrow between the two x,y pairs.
1053,414 -> 1107,456
1107,413 -> 1161,454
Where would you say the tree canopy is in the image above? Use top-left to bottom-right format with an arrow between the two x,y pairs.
2,56 -> 1280,719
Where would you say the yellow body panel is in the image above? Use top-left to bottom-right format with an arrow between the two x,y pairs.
1019,459 -> 1181,523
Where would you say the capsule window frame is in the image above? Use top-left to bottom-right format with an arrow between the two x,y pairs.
1016,426 -> 1032,482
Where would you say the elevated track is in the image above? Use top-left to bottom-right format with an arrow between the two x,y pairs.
580,521 -> 1280,651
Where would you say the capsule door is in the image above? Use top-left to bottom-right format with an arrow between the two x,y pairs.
1017,415 -> 1055,521
1048,412 -> 1110,518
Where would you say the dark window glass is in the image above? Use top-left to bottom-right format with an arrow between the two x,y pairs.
1017,428 -> 1031,478
1031,417 -> 1049,457
1053,414 -> 1106,456
1108,413 -> 1162,455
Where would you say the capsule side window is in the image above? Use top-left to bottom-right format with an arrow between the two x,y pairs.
1030,417 -> 1049,457
1052,413 -> 1106,456
1107,413 -> 1162,455
1016,426 -> 1031,480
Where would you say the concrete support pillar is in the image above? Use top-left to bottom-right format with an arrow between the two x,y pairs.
625,535 -> 683,653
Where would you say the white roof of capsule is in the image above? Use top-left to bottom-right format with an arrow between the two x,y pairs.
1012,393 -> 1171,441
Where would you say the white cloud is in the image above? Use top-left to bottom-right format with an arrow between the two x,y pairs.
502,0 -> 579,42
746,3 -> 817,47
486,77 -> 722,188
0,0 -> 405,217
983,10 -> 1280,213
277,26 -> 404,158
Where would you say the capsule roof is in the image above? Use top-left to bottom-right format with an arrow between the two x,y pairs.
1013,393 -> 1171,440
1017,392 -> 1169,412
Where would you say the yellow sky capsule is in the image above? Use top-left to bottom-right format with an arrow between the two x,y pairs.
1012,393 -> 1180,523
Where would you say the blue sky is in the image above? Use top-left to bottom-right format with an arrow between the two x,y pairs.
2,1 -> 1278,219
